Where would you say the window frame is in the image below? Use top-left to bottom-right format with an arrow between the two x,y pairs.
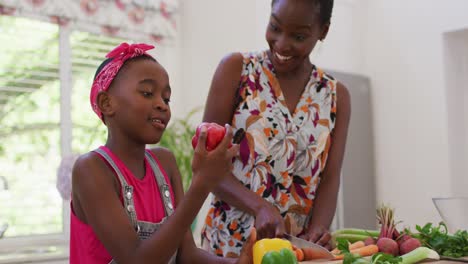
0,24 -> 71,253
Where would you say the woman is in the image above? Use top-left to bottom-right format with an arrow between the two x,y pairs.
201,0 -> 351,257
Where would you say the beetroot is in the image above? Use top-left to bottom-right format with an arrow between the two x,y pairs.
392,228 -> 401,240
399,237 -> 421,255
376,237 -> 399,256
397,234 -> 412,246
364,236 -> 376,245
377,205 -> 398,239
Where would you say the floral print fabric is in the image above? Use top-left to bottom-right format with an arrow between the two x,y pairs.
202,51 -> 338,257
0,0 -> 178,41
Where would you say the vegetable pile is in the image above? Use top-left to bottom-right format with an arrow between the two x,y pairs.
335,238 -> 439,264
404,222 -> 468,258
251,203 -> 467,263
252,237 -> 332,263
328,204 -> 468,264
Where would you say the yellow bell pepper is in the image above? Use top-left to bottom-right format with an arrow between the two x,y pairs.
253,238 -> 294,264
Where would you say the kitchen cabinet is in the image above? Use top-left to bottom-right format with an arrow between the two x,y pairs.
329,71 -> 377,230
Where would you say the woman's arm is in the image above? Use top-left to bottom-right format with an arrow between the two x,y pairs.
202,53 -> 285,239
301,81 -> 351,247
72,128 -> 236,264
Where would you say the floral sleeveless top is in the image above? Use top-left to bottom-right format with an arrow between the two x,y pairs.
202,51 -> 338,257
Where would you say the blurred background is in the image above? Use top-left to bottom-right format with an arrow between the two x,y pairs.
0,0 -> 467,263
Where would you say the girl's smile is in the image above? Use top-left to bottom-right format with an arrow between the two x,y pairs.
149,116 -> 167,130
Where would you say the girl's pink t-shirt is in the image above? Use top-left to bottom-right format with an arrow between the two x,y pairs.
69,146 -> 175,264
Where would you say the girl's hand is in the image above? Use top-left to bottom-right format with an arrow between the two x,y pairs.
236,228 -> 257,264
191,124 -> 239,193
299,226 -> 332,250
255,202 -> 286,239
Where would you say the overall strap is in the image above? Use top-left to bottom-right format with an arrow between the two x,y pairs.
144,151 -> 174,216
93,148 -> 139,231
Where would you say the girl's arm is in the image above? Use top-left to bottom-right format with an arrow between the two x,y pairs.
301,82 -> 351,247
154,147 -> 255,264
72,129 -> 237,264
201,52 -> 285,239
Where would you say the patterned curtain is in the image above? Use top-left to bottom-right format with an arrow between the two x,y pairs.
0,0 -> 178,43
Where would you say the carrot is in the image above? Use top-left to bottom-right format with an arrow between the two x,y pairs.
331,240 -> 366,254
331,248 -> 339,255
301,247 -> 315,261
333,244 -> 379,260
295,248 -> 304,262
350,241 -> 366,250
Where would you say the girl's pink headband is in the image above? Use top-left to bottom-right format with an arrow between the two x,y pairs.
90,42 -> 155,121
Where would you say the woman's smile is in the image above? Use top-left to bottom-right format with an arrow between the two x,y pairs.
275,52 -> 292,62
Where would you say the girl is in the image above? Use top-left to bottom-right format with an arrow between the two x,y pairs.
70,43 -> 256,264
201,0 -> 351,257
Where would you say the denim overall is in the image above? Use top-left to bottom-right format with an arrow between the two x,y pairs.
94,148 -> 177,264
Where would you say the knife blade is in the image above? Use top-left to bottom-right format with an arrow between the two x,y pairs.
283,233 -> 335,260
440,256 -> 468,263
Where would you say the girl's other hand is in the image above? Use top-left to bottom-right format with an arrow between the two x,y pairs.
299,226 -> 332,250
236,228 -> 257,264
255,202 -> 286,239
191,124 -> 239,193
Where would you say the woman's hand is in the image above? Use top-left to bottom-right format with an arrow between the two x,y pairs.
236,228 -> 257,264
255,202 -> 286,239
299,225 -> 332,250
191,124 -> 239,193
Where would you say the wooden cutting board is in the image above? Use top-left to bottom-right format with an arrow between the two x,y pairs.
300,256 -> 468,263
300,260 -> 340,264
300,260 -> 460,263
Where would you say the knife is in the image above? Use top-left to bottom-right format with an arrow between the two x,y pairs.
283,233 -> 335,260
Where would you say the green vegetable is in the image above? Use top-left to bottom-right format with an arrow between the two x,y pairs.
335,234 -> 374,243
338,238 -> 404,264
279,248 -> 297,264
261,251 -> 282,264
407,222 -> 468,258
261,248 -> 297,264
352,259 -> 371,264
253,238 -> 293,264
332,228 -> 380,247
334,228 -> 381,238
400,247 -> 439,264
337,238 -> 368,264
371,253 -> 402,264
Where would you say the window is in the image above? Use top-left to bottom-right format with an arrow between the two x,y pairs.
0,16 -> 62,237
0,16 -> 179,262
0,1 -> 180,260
0,16 -> 129,243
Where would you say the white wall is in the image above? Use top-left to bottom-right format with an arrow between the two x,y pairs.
315,0 -> 367,75
364,0 -> 468,227
178,0 -> 265,121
